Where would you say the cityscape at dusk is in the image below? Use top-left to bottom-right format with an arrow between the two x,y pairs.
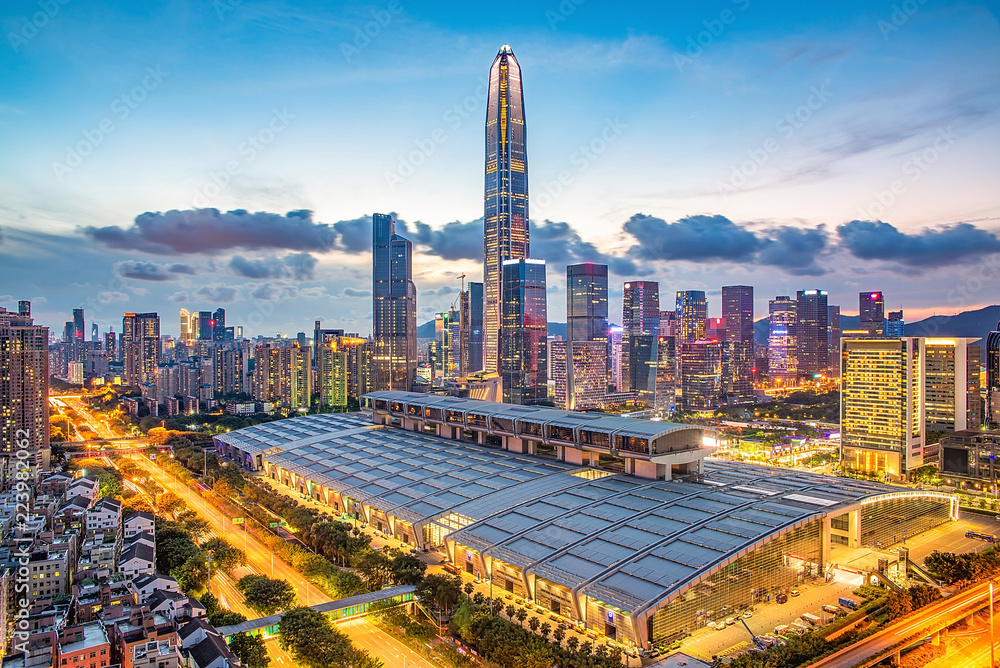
3,2 -> 1000,668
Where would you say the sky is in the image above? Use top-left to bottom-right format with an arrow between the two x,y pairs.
2,0 -> 999,339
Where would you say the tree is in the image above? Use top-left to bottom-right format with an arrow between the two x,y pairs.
122,496 -> 154,514
389,552 -> 426,585
579,640 -> 593,656
528,615 -> 540,633
884,590 -> 914,621
228,632 -> 270,668
464,583 -> 475,598
356,550 -> 393,590
515,607 -> 528,628
504,604 -> 516,620
236,575 -> 297,615
566,636 -> 579,653
553,626 -> 566,646
473,592 -> 484,605
173,554 -> 209,596
210,611 -> 247,627
214,479 -> 235,498
330,570 -> 367,599
157,492 -> 185,515
909,583 -> 943,609
539,621 -> 551,641
278,607 -> 381,668
184,518 -> 212,543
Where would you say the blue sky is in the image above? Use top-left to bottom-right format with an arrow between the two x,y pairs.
2,0 -> 999,338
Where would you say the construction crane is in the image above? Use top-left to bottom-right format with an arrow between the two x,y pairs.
450,274 -> 467,312
739,618 -> 768,651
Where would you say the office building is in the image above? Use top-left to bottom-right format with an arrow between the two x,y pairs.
988,321 -> 1000,428
179,309 -> 194,344
720,285 -> 753,402
105,329 -> 118,363
677,340 -> 722,410
317,341 -> 348,409
197,311 -> 213,340
73,308 -> 86,360
924,338 -> 981,435
654,335 -> 676,411
484,44 -> 529,373
609,325 -> 623,391
828,305 -> 841,377
212,308 -> 226,341
675,290 -> 707,343
552,340 -> 607,410
18,300 -> 30,317
621,282 -> 660,396
796,290 -> 829,378
0,304 -> 50,474
373,213 -> 417,392
122,313 -> 160,387
565,263 -> 609,409
91,322 -> 99,342
461,281 -> 485,374
939,430 -> 1000,485
887,310 -> 905,338
768,296 -> 797,383
500,259 -> 547,405
432,309 -> 461,381
860,292 -> 885,337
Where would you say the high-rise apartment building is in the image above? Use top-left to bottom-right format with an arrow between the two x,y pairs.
768,296 -> 796,382
860,292 -> 886,337
484,45 -> 529,373
924,338 -> 981,434
212,346 -> 245,397
565,263 -> 609,410
988,321 -> 1000,428
622,281 -> 660,396
887,310 -> 905,338
317,341 -> 348,409
500,259 -> 547,405
281,344 -> 312,410
105,330 -> 118,364
252,343 -> 281,403
675,291 -> 707,343
796,290 -> 829,378
122,313 -> 160,387
372,213 -> 417,392
0,304 -> 50,475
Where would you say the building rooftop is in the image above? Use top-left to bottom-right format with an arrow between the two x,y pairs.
59,622 -> 108,655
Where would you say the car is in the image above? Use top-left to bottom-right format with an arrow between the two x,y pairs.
743,610 -> 753,619
716,622 -> 727,631
669,640 -> 682,650
725,617 -> 736,626
548,614 -> 559,622
776,594 -> 788,604
504,593 -> 513,600
790,589 -> 801,597
586,629 -> 599,639
706,621 -> 717,629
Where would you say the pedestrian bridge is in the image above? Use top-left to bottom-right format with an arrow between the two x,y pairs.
215,585 -> 416,641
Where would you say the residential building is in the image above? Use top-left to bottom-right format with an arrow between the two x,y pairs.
57,623 -> 110,668
0,305 -> 50,475
484,44 -> 529,374
988,321 -> 1000,428
123,511 -> 155,541
122,313 -> 160,388
317,341 -> 348,409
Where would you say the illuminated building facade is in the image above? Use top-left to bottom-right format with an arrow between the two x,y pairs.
0,304 -> 50,475
923,338 -> 981,435
722,285 -> 754,402
317,341 -> 348,409
372,212 -> 417,392
484,45 -> 529,374
197,311 -> 213,341
461,282 -> 485,374
796,289 -> 828,378
122,313 -> 160,387
859,291 -> 885,337
768,296 -> 796,382
988,322 -> 1000,427
552,340 -> 607,410
887,310 -> 905,338
566,263 -> 608,409
500,259 -> 547,405
828,305 -> 841,377
179,309 -> 194,345
622,282 -> 659,395
675,291 -> 707,343
677,341 -> 722,410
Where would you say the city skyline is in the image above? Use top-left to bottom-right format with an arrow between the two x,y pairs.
2,2 -> 999,336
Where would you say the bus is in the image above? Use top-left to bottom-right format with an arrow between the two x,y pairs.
443,563 -> 461,575
966,531 -> 997,543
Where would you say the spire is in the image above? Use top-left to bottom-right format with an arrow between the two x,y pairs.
499,44 -> 513,55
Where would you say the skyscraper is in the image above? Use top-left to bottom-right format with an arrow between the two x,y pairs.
500,259 -> 547,405
0,304 -> 50,475
212,308 -> 226,341
768,296 -> 797,382
622,282 -> 660,397
72,308 -> 85,362
462,282 -> 485,374
860,291 -> 886,337
828,305 -> 841,376
317,341 -> 348,409
17,300 -> 30,317
122,313 -> 161,388
179,309 -> 193,344
198,311 -> 213,340
105,329 -> 118,363
722,285 -> 754,402
675,290 -> 707,343
887,310 -> 905,337
678,340 -> 722,410
987,321 -> 1000,427
91,322 -> 99,342
484,44 -> 529,373
796,290 -> 829,378
566,263 -> 608,409
372,212 -> 417,391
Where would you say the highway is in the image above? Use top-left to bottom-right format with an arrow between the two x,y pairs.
128,453 -> 439,668
810,581 -> 994,668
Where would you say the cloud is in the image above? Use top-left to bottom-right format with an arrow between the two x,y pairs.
623,214 -> 829,275
98,291 -> 130,304
193,285 -> 241,303
400,219 -> 483,262
532,220 -> 638,275
83,209 -> 337,255
342,287 -> 372,298
229,252 -> 319,280
332,216 -> 373,253
115,260 -> 194,282
836,220 -> 1000,268
168,291 -> 190,303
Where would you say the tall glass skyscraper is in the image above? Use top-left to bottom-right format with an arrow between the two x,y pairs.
722,285 -> 754,402
796,289 -> 829,377
675,291 -> 707,343
987,321 -> 1000,427
860,291 -> 886,337
622,281 -> 660,399
372,213 -> 417,391
566,263 -> 609,409
484,44 -> 529,373
500,259 -> 547,404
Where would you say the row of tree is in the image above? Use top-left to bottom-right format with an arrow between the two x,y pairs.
279,607 -> 383,668
235,574 -> 298,616
924,548 -> 1000,584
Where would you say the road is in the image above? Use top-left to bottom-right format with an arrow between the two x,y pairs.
129,454 -> 439,668
810,581 -> 994,668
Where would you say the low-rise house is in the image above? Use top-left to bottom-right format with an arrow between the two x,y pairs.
85,498 -> 122,537
118,542 -> 155,580
128,574 -> 179,603
123,512 -> 155,541
56,622 -> 111,668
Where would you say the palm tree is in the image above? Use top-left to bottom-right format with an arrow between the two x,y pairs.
515,607 -> 528,628
528,616 -> 540,633
463,582 -> 474,598
505,604 -> 516,620
539,622 -> 552,641
579,641 -> 593,657
553,627 -> 566,646
566,636 -> 580,653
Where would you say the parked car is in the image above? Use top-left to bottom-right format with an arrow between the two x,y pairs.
742,610 -> 753,619
790,589 -> 801,597
725,617 -> 736,626
707,621 -> 717,629
776,594 -> 788,604
716,622 -> 727,631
